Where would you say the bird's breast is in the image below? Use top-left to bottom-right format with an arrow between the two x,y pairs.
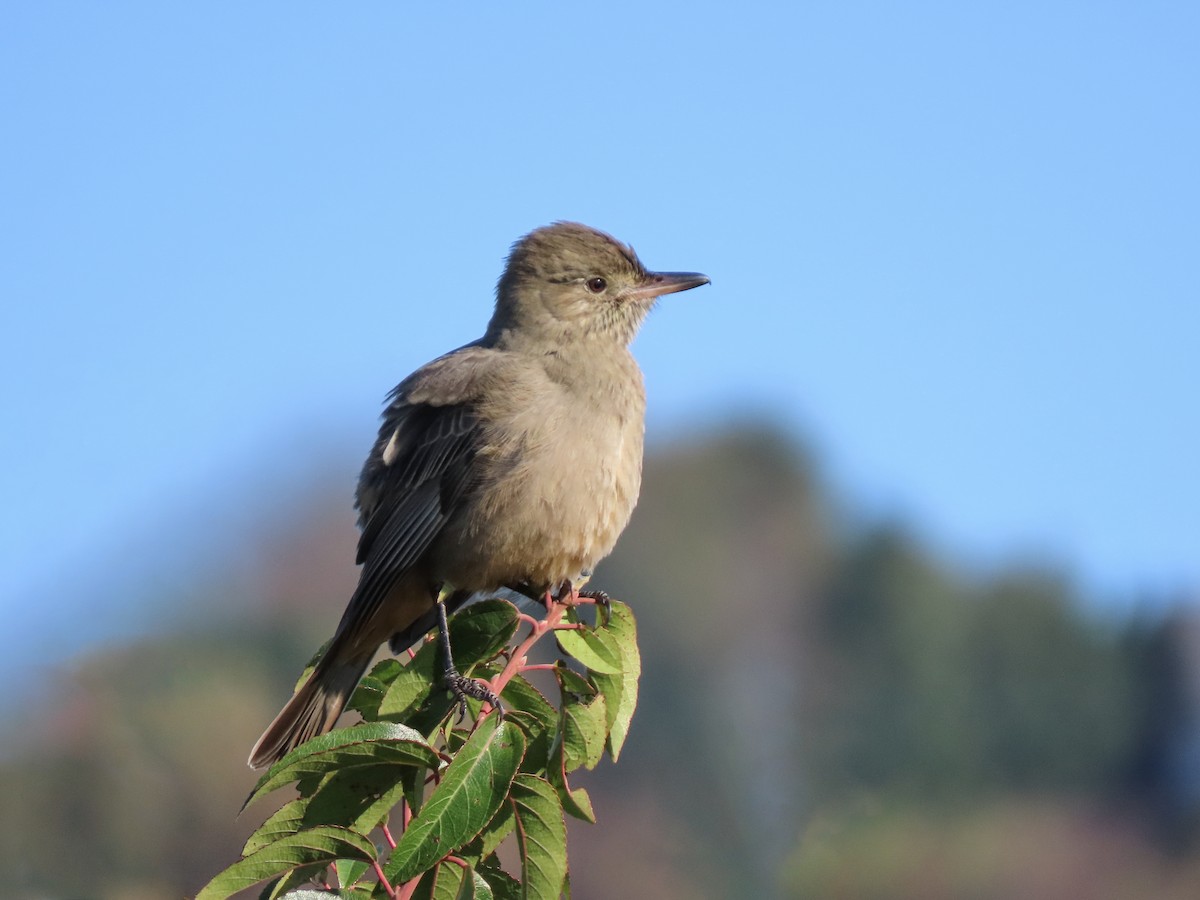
434,351 -> 646,590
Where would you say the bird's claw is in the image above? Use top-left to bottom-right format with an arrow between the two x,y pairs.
579,589 -> 612,626
444,670 -> 504,722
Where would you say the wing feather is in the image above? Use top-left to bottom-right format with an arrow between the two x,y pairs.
334,400 -> 482,640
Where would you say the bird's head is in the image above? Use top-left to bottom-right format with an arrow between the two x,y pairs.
488,222 -> 709,348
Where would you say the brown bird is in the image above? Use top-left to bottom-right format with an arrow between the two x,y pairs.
248,222 -> 709,768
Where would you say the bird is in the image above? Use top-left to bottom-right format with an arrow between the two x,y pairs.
248,221 -> 709,768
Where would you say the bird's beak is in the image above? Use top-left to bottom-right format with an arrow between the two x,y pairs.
627,271 -> 711,302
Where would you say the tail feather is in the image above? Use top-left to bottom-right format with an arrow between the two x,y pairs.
248,649 -> 375,769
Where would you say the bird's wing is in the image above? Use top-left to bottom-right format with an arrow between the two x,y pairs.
341,399 -> 482,634
356,401 -> 480,565
333,343 -> 514,641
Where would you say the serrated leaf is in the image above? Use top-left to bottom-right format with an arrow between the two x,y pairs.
375,600 -> 519,725
300,764 -> 412,836
556,666 -> 607,772
499,674 -> 557,726
460,799 -> 516,864
586,602 -> 640,761
498,674 -> 557,771
354,776 -> 411,836
260,865 -> 326,900
511,774 -> 567,900
476,860 -> 520,900
404,694 -> 460,748
196,826 -> 376,900
334,857 -> 371,890
385,715 -> 526,884
400,762 -> 426,816
555,611 -> 622,675
545,738 -> 596,824
410,859 -> 493,900
442,598 -> 521,665
244,798 -> 306,854
590,666 -> 638,763
464,868 -> 494,900
350,658 -> 407,718
377,655 -> 438,719
411,860 -> 465,900
244,722 -> 439,809
566,785 -> 594,824
597,601 -> 639,670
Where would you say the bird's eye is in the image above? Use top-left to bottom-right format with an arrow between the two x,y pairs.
585,277 -> 607,293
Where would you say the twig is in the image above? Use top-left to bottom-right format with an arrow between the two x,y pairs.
487,591 -> 572,700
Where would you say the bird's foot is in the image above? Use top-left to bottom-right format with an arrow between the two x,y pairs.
578,589 -> 612,626
549,579 -> 588,607
444,669 -> 504,722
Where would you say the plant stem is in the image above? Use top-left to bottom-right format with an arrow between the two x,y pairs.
487,591 -> 571,701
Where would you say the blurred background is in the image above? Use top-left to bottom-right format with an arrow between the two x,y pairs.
2,3 -> 1198,898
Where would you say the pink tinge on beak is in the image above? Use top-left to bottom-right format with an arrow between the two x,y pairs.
627,271 -> 711,302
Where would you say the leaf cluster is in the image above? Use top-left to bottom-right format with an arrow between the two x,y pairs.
198,597 -> 640,900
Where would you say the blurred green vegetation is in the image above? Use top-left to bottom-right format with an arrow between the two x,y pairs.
1,424 -> 1196,899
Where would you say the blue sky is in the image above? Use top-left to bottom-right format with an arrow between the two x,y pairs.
2,2 -> 1197,676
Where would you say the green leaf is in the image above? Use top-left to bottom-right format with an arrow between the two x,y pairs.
350,658 -> 407,718
556,666 -> 607,772
510,774 -> 567,900
244,798 -> 306,854
588,669 -> 637,762
377,654 -> 438,720
475,800 -> 516,861
499,673 -> 557,725
375,599 -> 519,726
545,738 -> 595,824
498,674 -> 557,771
463,868 -> 495,900
244,722 -> 439,809
601,601 -> 640,667
196,826 -> 376,900
412,860 -> 463,900
564,785 -> 594,824
259,866 -> 326,900
585,602 -> 640,761
459,798 -> 516,866
385,715 -> 526,884
476,857 -> 521,900
334,857 -> 371,890
443,598 -> 521,665
411,862 -> 495,900
555,612 -> 621,675
400,762 -> 427,817
300,764 -> 412,836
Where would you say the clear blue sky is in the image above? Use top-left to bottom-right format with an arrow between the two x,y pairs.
2,2 -> 1197,673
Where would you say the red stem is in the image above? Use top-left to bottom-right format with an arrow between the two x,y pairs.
486,592 -> 571,701
372,859 -> 398,899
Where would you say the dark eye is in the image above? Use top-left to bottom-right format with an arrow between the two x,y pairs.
585,277 -> 607,293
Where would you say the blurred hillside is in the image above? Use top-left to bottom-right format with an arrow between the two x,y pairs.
2,424 -> 1198,899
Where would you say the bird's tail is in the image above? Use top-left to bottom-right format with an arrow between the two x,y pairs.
248,644 -> 376,769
